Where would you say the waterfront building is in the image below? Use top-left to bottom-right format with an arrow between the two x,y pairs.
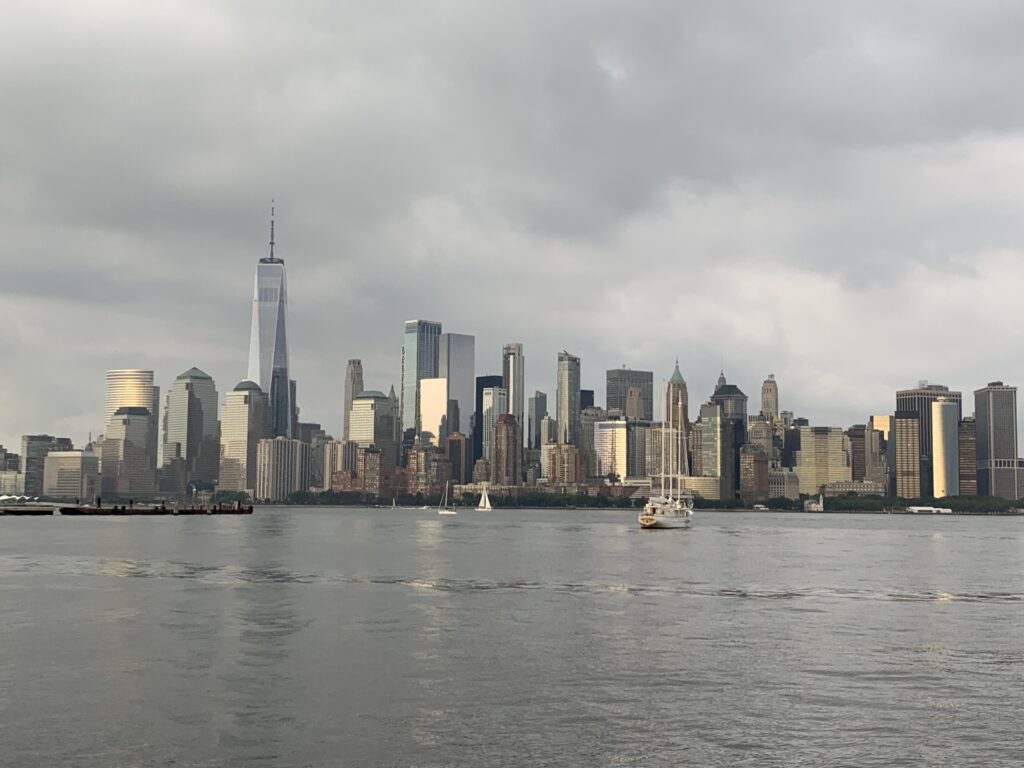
418,377 -> 449,446
793,426 -> 852,496
473,375 -> 503,462
931,398 -> 960,498
218,380 -> 271,494
439,333 -> 475,435
247,211 -> 295,438
491,414 -> 522,487
400,320 -> 442,442
102,407 -> 156,497
594,419 -> 628,481
255,437 -> 312,501
348,390 -> 398,475
342,360 -> 364,442
822,480 -> 886,497
761,375 -> 779,420
480,386 -> 508,461
556,352 -> 581,446
162,367 -> 219,489
893,412 -> 922,499
958,418 -> 978,496
606,368 -> 654,421
527,391 -> 548,450
42,451 -> 99,500
896,383 -> 962,497
975,382 -> 1019,499
20,435 -> 73,497
579,406 -> 607,478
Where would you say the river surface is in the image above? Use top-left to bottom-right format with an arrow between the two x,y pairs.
1,508 -> 1022,766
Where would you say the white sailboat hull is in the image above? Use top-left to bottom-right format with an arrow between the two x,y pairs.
638,510 -> 693,529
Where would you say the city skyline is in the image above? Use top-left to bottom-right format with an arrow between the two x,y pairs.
7,4 -> 1024,449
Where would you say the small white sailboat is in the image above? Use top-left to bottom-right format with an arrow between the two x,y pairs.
438,481 -> 457,516
639,378 -> 694,530
476,484 -> 492,511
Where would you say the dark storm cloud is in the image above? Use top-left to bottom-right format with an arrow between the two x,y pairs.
4,0 -> 1024,446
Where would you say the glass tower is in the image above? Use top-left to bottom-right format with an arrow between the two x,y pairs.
400,320 -> 442,439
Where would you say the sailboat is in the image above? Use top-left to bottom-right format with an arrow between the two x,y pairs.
639,380 -> 694,530
476,484 -> 492,511
438,481 -> 457,516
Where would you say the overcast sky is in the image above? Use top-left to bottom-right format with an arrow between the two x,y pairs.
3,0 -> 1024,449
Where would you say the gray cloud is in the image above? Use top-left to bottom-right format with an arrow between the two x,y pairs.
4,0 -> 1024,448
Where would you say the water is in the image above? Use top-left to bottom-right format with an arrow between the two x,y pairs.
1,508 -> 1022,767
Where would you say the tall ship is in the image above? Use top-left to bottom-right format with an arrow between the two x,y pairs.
639,380 -> 694,529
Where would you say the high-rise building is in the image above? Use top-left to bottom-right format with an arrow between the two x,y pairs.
527,391 -> 548,450
579,389 -> 595,410
740,445 -> 770,505
20,435 -> 73,497
218,380 -> 270,494
473,375 -> 504,462
975,382 -> 1019,499
931,398 -> 960,498
104,369 -> 156,430
491,414 -> 522,487
400,320 -> 442,441
594,420 -> 628,481
710,372 -> 747,496
579,406 -> 607,478
626,420 -> 651,479
42,451 -> 99,501
696,401 -> 733,500
893,412 -> 921,499
480,386 -> 508,461
958,418 -> 978,496
102,407 -> 156,497
548,443 -> 581,486
446,432 -> 472,485
896,383 -> 962,496
348,390 -> 398,474
846,425 -> 868,482
793,426 -> 852,496
247,210 -> 294,438
761,375 -> 779,419
342,360 -> 364,442
162,367 -> 219,489
606,368 -> 654,422
418,378 -> 449,446
255,437 -> 312,501
556,351 -> 581,446
439,333 -> 475,435
869,415 -> 892,442
502,343 -> 525,438
667,361 -> 689,433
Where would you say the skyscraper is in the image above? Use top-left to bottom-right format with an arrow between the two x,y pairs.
247,209 -> 294,438
527,391 -> 548,450
975,382 -> 1019,499
606,368 -> 654,421
931,398 -> 959,498
491,414 -> 522,487
666,361 -> 689,430
349,390 -> 398,474
557,351 -> 581,446
104,369 -> 156,430
502,343 -> 525,438
255,437 -> 312,501
761,375 -> 779,419
102,407 -> 157,497
162,367 -> 219,488
958,418 -> 977,496
418,378 -> 449,446
439,333 -> 475,434
793,426 -> 852,496
710,372 -> 747,497
218,380 -> 270,494
400,320 -> 442,441
342,360 -> 364,442
893,412 -> 921,499
896,383 -> 962,497
473,375 -> 504,462
481,386 -> 508,461
594,419 -> 628,480
21,435 -> 73,497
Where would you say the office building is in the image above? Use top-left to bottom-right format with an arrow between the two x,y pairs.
418,377 -> 449,446
247,211 -> 295,438
42,451 -> 99,501
491,414 -> 522,487
793,426 -> 852,496
579,389 -> 594,411
502,343 -> 525,438
104,369 -> 156,430
710,372 -> 747,496
869,415 -> 892,442
975,382 -> 1019,499
446,432 -> 472,485
342,360 -> 364,442
606,368 -> 654,421
548,443 -> 581,486
768,466 -> 800,500
846,425 -> 868,482
739,445 -> 770,505
439,333 -> 475,435
557,352 -> 581,445
579,406 -> 607,478
473,375 -> 504,462
627,420 -> 651,479
255,437 -> 312,501
527,391 -> 548,450
761,375 -> 779,419
20,435 -> 73,497
400,320 -> 442,440
958,418 -> 978,496
162,367 -> 219,489
931,398 -> 959,498
480,386 -> 507,461
896,383 -> 962,496
102,407 -> 156,497
594,419 -> 628,481
219,380 -> 271,494
348,390 -> 398,474
893,412 -> 921,499
667,361 -> 689,430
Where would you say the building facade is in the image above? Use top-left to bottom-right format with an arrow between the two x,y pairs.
975,382 -> 1019,499
480,386 -> 508,461
958,418 -> 978,496
594,420 -> 628,481
893,412 -> 921,499
761,375 -> 779,419
219,380 -> 270,494
400,320 -> 442,442
793,426 -> 852,496
606,368 -> 654,422
255,437 -> 312,501
102,407 -> 156,498
527,391 -> 548,451
42,451 -> 99,501
556,351 -> 581,446
348,390 -> 398,474
896,383 -> 962,497
21,434 -> 73,497
162,367 -> 219,490
491,414 -> 522,487
418,377 -> 449,446
342,359 -> 364,442
931,398 -> 960,498
439,333 -> 475,435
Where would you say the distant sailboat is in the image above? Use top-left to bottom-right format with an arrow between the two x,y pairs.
476,484 -> 492,511
438,481 -> 457,515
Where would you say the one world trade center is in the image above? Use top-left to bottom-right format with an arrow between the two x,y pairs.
247,206 -> 295,437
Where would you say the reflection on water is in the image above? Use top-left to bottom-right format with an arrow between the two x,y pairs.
0,508 -> 1023,766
